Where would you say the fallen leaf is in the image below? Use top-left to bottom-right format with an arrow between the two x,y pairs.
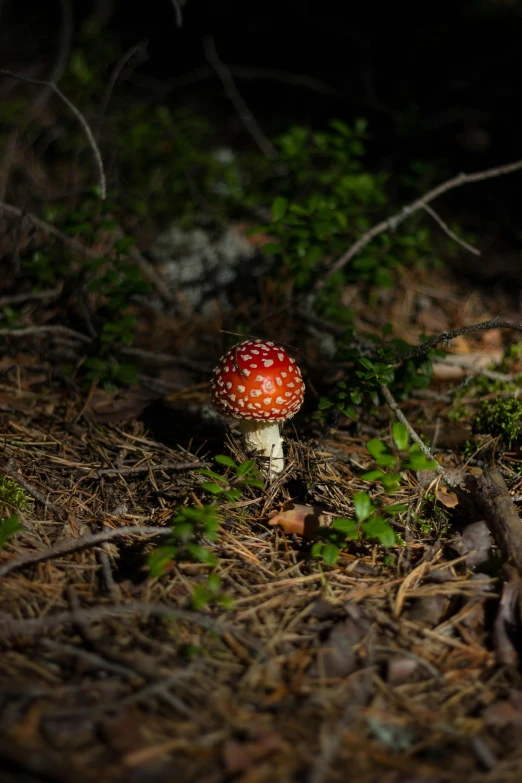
268,502 -> 327,537
435,486 -> 459,508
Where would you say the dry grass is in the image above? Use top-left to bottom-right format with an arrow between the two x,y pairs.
1,337 -> 522,783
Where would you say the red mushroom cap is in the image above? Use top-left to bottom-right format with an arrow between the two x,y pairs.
210,340 -> 305,421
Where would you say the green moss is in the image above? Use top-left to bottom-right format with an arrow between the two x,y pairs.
473,397 -> 522,442
0,476 -> 32,514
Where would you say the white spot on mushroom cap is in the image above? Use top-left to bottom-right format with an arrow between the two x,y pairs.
263,359 -> 274,367
237,385 -> 245,393
250,389 -> 262,398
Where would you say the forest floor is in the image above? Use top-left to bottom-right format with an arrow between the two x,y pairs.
2,256 -> 522,783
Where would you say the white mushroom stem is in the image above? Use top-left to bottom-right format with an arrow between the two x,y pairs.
239,419 -> 284,475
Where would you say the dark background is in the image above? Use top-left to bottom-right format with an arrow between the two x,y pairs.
2,0 -> 522,282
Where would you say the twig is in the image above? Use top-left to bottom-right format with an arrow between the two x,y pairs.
380,383 -> 447,480
318,157 -> 522,290
30,0 -> 73,113
110,223 -> 175,303
465,468 -> 522,575
0,68 -> 106,198
96,41 -> 149,140
203,36 -> 276,159
0,603 -> 266,657
492,567 -> 521,666
119,345 -> 212,372
169,0 -> 183,27
421,204 -> 480,256
0,525 -> 172,578
0,199 -> 102,258
130,63 -> 342,99
94,460 -> 210,478
2,459 -> 66,518
396,318 -> 522,364
97,549 -> 120,601
0,325 -> 91,343
0,288 -> 62,307
0,200 -> 173,302
40,638 -> 140,680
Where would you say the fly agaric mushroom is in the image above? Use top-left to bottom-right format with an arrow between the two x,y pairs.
210,339 -> 305,475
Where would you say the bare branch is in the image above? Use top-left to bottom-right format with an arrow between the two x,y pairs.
396,318 -> 522,364
169,0 -> 183,27
0,288 -> 62,307
380,383 -> 447,480
203,36 -> 276,159
96,41 -> 149,139
94,461 -> 210,478
0,200 -> 174,302
0,68 -> 106,198
0,525 -> 172,578
421,204 -> 480,256
0,325 -> 91,343
318,157 -> 522,290
0,603 -> 266,656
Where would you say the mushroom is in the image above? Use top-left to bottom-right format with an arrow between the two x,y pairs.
210,339 -> 305,475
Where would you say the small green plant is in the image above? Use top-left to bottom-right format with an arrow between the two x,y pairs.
148,456 -> 263,608
0,476 -> 32,513
0,515 -> 23,550
413,492 -> 450,538
473,397 -> 522,442
198,455 -> 264,500
311,423 -> 437,565
148,504 -> 221,578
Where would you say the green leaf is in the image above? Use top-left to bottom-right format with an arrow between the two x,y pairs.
361,469 -> 386,482
353,491 -> 373,522
235,459 -> 256,477
331,517 -> 358,538
198,469 -> 227,483
214,455 -> 237,468
200,482 -> 223,495
0,515 -> 23,549
362,518 -> 396,547
242,478 -> 264,488
383,503 -> 407,515
392,422 -> 409,452
403,443 -> 438,471
366,439 -> 396,467
148,546 -> 176,577
262,242 -> 283,256
224,488 -> 242,501
186,543 -> 218,565
322,543 -> 340,565
272,196 -> 288,221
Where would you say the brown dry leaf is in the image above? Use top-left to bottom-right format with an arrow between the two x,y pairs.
268,502 -> 327,537
435,486 -> 459,508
